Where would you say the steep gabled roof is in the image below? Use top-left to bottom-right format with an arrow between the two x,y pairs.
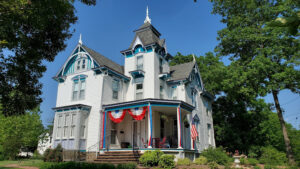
169,61 -> 195,81
82,45 -> 124,74
128,22 -> 162,50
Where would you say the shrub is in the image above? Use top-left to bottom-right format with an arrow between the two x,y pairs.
194,156 -> 208,165
43,144 -> 63,162
259,146 -> 287,165
116,163 -> 137,169
208,161 -> 219,169
40,162 -> 115,169
201,147 -> 232,165
248,158 -> 259,166
31,150 -> 43,159
176,158 -> 192,166
264,165 -> 278,169
253,166 -> 261,169
139,150 -> 163,167
158,154 -> 175,169
240,158 -> 248,165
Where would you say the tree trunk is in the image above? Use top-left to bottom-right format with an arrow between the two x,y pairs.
271,90 -> 295,165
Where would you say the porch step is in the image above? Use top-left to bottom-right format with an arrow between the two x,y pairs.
94,151 -> 142,164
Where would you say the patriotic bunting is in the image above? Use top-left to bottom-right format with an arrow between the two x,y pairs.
128,107 -> 147,120
108,109 -> 126,123
108,106 -> 148,123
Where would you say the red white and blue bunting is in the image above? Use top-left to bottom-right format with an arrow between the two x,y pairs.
108,106 -> 148,123
108,109 -> 126,123
128,107 -> 147,121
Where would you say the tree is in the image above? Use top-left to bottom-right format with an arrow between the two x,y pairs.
0,107 -> 44,159
0,0 -> 95,116
210,0 -> 300,164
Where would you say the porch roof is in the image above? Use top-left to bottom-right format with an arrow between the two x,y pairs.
52,104 -> 91,112
102,98 -> 194,112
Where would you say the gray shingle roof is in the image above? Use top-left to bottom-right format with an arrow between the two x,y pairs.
82,45 -> 124,74
169,61 -> 195,81
128,23 -> 162,49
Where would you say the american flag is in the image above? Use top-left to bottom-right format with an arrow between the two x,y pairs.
191,119 -> 198,140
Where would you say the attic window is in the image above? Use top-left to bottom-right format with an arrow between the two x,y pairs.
134,45 -> 145,54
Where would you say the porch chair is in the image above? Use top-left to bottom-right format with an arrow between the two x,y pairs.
159,137 -> 169,148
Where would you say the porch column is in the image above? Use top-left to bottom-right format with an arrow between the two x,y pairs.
101,111 -> 107,149
190,114 -> 195,150
177,107 -> 183,149
147,104 -> 153,148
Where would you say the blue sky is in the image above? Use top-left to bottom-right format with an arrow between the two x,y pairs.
39,0 -> 299,129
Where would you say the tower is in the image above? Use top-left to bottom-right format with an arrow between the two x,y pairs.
121,7 -> 172,101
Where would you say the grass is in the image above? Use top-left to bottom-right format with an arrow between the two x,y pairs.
0,159 -> 47,168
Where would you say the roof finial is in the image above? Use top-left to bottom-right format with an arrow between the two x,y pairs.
193,54 -> 196,63
78,33 -> 82,45
144,6 -> 151,24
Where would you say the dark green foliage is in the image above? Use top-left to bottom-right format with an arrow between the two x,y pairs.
208,161 -> 219,169
240,158 -> 247,165
210,0 -> 299,164
254,166 -> 261,169
194,156 -> 208,165
176,158 -> 192,166
40,162 -> 115,169
0,109 -> 44,159
0,0 -> 95,116
43,144 -> 63,162
201,147 -> 232,165
259,146 -> 287,165
247,158 -> 259,166
116,163 -> 137,169
158,154 -> 175,169
139,150 -> 163,167
264,165 -> 278,169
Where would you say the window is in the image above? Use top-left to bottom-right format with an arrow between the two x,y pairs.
63,114 -> 70,138
82,59 -> 86,69
136,55 -> 143,70
207,123 -> 212,145
171,86 -> 177,100
136,83 -> 143,100
76,60 -> 81,70
192,90 -> 197,109
80,114 -> 87,138
112,79 -> 119,100
160,85 -> 164,99
159,58 -> 163,74
72,78 -> 86,101
70,114 -> 76,138
57,115 -> 63,138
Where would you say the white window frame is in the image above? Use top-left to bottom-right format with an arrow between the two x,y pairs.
207,123 -> 212,145
63,114 -> 70,139
112,79 -> 120,100
136,55 -> 143,70
75,53 -> 87,72
56,115 -> 63,139
80,114 -> 87,139
135,83 -> 143,100
70,113 -> 76,139
72,78 -> 86,101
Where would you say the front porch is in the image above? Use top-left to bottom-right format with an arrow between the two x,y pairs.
100,99 -> 196,154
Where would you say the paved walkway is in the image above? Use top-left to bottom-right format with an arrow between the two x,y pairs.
3,164 -> 39,169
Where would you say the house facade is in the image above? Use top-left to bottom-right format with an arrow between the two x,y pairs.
51,8 -> 215,160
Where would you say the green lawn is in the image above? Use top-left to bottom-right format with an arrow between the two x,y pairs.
0,159 -> 47,168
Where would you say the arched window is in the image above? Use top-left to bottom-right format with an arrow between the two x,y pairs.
134,45 -> 145,54
75,53 -> 87,72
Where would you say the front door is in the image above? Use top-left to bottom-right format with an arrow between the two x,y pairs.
133,121 -> 138,149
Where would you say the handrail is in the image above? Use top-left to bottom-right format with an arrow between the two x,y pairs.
86,134 -> 111,158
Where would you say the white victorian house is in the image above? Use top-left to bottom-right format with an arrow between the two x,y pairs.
51,8 -> 215,161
